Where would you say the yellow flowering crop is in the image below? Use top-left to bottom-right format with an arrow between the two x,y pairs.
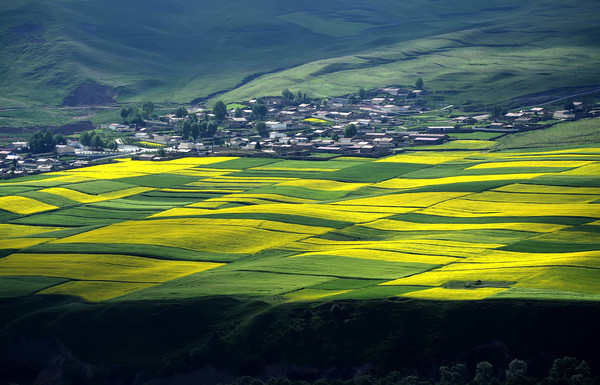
0,196 -> 58,214
53,218 -> 331,254
421,199 -> 600,218
0,253 -> 224,282
363,219 -> 568,233
337,192 -> 470,207
375,173 -> 545,189
466,160 -> 593,169
293,248 -> 458,265
206,193 -> 315,204
559,162 -> 600,175
464,191 -> 599,204
494,183 -> 600,195
381,267 -> 541,286
377,152 -> 479,164
401,287 -> 507,300
277,179 -> 369,191
0,238 -> 55,249
0,224 -> 62,238
39,281 -> 156,302
40,186 -> 154,204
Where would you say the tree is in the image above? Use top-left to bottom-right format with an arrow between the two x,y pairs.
213,101 -> 227,121
234,108 -> 243,118
182,120 -> 192,139
157,147 -> 166,157
205,121 -> 218,137
359,88 -> 367,99
472,361 -> 498,385
175,106 -> 188,118
491,105 -> 505,120
255,141 -> 261,150
282,88 -> 294,104
252,103 -> 267,120
506,359 -> 533,385
142,102 -> 154,119
91,134 -> 104,149
255,121 -> 268,138
54,134 -> 66,145
439,363 -> 467,385
332,133 -> 339,141
191,122 -> 200,141
80,131 -> 92,146
28,130 -> 57,153
344,124 -> 357,138
415,77 -> 424,89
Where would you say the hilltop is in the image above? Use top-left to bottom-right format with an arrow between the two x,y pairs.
1,0 -> 600,109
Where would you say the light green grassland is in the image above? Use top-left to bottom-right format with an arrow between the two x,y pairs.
1,0 -> 599,116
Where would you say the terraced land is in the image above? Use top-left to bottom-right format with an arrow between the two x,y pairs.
1,149 -> 599,302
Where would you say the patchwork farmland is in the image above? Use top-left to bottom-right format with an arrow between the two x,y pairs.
1,149 -> 600,303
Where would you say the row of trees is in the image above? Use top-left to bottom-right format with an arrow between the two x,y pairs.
28,130 -> 66,154
79,131 -> 113,150
219,357 -> 595,385
120,102 -> 155,125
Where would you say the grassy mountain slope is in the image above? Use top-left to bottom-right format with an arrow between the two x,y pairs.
1,0 -> 599,107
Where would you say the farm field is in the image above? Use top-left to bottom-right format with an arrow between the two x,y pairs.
0,148 -> 599,303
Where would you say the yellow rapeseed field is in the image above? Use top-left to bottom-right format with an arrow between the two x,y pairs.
39,281 -> 156,302
380,267 -> 542,286
401,287 -> 507,300
292,248 -> 458,265
462,191 -> 599,204
0,238 -> 55,249
375,173 -> 545,189
558,162 -> 600,175
0,196 -> 58,214
0,224 -> 62,238
0,253 -> 225,282
493,183 -> 600,195
336,192 -> 469,207
421,199 -> 600,218
206,193 -> 315,204
362,219 -> 568,233
197,203 -> 392,223
377,152 -> 479,164
53,218 -> 332,254
40,186 -> 154,203
466,160 -> 593,169
277,179 -> 369,191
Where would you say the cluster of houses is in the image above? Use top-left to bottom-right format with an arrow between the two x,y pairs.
1,85 -> 599,177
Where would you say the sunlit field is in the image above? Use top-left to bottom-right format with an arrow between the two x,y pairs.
1,149 -> 599,302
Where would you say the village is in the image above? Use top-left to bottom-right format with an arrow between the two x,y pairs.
1,84 -> 599,178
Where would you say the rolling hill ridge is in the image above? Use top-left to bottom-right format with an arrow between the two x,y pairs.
1,0 -> 599,108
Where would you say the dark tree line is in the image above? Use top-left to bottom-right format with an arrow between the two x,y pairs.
28,130 -> 66,154
282,88 -> 309,105
180,114 -> 218,141
219,357 -> 597,385
120,102 -> 155,125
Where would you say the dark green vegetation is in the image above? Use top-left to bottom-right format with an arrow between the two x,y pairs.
1,297 -> 599,384
1,0 -> 599,109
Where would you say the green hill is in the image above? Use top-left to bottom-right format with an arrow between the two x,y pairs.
1,0 -> 599,108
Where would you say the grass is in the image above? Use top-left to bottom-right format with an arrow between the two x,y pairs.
494,119 -> 600,150
3,0 -> 599,122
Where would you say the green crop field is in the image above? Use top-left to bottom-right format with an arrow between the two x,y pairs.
1,134 -> 600,303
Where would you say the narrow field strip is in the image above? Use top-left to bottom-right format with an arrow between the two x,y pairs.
374,173 -> 546,189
